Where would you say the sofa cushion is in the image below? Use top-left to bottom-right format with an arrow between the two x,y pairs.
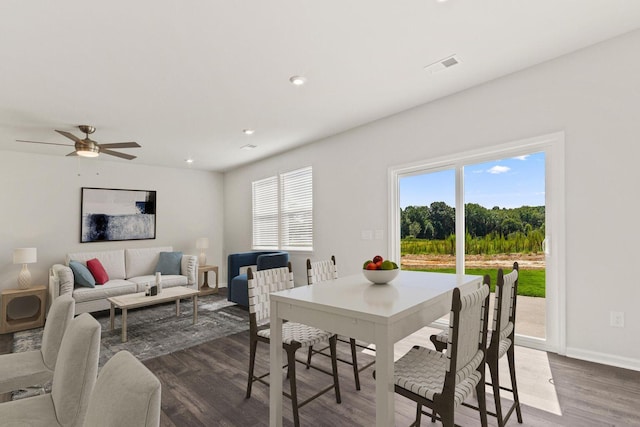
86,258 -> 109,285
72,280 -> 137,303
125,247 -> 173,278
155,252 -> 183,275
67,250 -> 126,280
69,261 -> 96,288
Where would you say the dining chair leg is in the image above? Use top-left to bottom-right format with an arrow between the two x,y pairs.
306,346 -> 313,369
246,338 -> 258,398
439,406 -> 454,427
507,345 -> 523,423
476,372 -> 489,427
286,346 -> 301,427
349,338 -> 361,390
488,356 -> 505,426
415,403 -> 422,426
329,335 -> 342,403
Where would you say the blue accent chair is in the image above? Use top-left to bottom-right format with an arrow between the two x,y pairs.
227,251 -> 289,307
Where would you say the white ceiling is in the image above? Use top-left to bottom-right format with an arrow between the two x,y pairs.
2,1 -> 640,172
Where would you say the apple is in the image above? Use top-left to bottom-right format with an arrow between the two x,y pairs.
372,255 -> 383,264
365,262 -> 378,270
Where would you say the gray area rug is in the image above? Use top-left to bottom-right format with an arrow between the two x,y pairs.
11,293 -> 249,398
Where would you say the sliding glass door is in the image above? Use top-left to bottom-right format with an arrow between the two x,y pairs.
390,133 -> 565,352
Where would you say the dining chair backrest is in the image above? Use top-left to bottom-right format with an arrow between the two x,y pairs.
306,256 -> 338,285
51,312 -> 101,427
41,294 -> 75,370
445,278 -> 490,383
492,262 -> 519,342
83,350 -> 161,427
247,263 -> 294,322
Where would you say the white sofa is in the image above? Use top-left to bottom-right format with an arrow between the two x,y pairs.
49,246 -> 198,314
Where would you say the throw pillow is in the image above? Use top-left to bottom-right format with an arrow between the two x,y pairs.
86,258 -> 109,285
155,251 -> 183,275
69,260 -> 96,288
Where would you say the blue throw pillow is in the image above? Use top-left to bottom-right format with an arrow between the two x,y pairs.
155,251 -> 183,275
69,260 -> 96,288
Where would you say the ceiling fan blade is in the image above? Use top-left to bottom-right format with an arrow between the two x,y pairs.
66,151 -> 78,157
55,130 -> 83,143
16,139 -> 73,147
98,142 -> 140,149
100,148 -> 136,160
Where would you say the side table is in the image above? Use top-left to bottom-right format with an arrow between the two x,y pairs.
1,286 -> 47,334
198,265 -> 219,295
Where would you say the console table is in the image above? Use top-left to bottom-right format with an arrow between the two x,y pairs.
0,286 -> 47,334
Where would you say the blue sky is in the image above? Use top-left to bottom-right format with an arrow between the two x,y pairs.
400,152 -> 545,209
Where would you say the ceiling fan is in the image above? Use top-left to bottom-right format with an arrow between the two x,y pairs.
17,125 -> 141,160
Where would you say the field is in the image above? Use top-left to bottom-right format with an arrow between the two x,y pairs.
401,253 -> 546,297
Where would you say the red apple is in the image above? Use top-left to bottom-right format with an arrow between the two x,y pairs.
366,262 -> 378,270
372,255 -> 383,264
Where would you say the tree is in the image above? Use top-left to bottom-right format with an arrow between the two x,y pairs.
430,201 -> 455,239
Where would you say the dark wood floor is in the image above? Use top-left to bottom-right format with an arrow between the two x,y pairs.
1,315 -> 639,426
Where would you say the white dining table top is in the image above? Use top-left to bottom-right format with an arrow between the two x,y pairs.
270,270 -> 482,324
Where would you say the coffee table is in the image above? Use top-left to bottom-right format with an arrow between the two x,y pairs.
108,286 -> 199,342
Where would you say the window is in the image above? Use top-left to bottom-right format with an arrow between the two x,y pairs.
252,166 -> 313,251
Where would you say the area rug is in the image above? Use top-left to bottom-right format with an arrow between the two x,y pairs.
12,293 -> 249,367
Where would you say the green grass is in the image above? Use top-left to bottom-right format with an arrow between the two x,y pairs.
403,267 -> 545,298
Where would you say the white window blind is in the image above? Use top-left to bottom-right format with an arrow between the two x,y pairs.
252,166 -> 313,251
280,167 -> 313,250
252,176 -> 278,248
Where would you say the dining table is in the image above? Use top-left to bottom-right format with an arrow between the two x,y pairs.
268,269 -> 483,427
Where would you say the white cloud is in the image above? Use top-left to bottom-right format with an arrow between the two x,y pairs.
488,165 -> 510,174
513,155 -> 529,161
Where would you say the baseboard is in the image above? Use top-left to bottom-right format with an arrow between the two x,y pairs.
566,347 -> 640,372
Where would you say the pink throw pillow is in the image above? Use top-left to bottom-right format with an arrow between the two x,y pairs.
87,258 -> 109,285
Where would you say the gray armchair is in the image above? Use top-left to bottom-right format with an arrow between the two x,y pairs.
0,294 -> 75,394
83,350 -> 161,427
227,251 -> 288,307
0,312 -> 101,427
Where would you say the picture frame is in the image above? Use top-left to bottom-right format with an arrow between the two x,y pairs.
80,187 -> 157,243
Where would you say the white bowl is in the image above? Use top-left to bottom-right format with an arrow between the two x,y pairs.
362,268 -> 399,284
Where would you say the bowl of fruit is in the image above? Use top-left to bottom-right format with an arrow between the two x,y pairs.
362,255 -> 399,284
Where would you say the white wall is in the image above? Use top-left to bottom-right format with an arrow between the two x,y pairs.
0,152 -> 224,294
224,29 -> 640,369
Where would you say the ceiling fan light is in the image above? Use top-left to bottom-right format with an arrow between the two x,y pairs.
77,149 -> 99,158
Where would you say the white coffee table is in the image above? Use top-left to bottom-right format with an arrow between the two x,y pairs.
108,286 -> 199,342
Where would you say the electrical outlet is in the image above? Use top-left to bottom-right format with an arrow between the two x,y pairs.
610,311 -> 624,328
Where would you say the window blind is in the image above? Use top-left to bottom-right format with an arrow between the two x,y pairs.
252,166 -> 313,251
280,166 -> 313,250
252,176 -> 278,249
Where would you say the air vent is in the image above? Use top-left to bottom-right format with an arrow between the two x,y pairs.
423,55 -> 461,74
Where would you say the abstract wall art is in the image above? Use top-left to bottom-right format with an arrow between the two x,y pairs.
81,187 -> 157,243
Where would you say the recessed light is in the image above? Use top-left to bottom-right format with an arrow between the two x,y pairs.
243,129 -> 255,135
289,75 -> 307,86
241,144 -> 257,150
185,158 -> 194,164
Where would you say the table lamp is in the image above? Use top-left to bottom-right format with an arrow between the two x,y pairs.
13,247 -> 37,289
196,237 -> 209,266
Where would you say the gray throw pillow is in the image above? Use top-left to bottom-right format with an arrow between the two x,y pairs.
69,260 -> 96,288
155,251 -> 183,275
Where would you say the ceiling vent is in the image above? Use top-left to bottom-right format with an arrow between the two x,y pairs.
423,55 -> 461,74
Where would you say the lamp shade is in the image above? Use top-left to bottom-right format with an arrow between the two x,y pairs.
13,248 -> 37,264
196,238 -> 209,249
